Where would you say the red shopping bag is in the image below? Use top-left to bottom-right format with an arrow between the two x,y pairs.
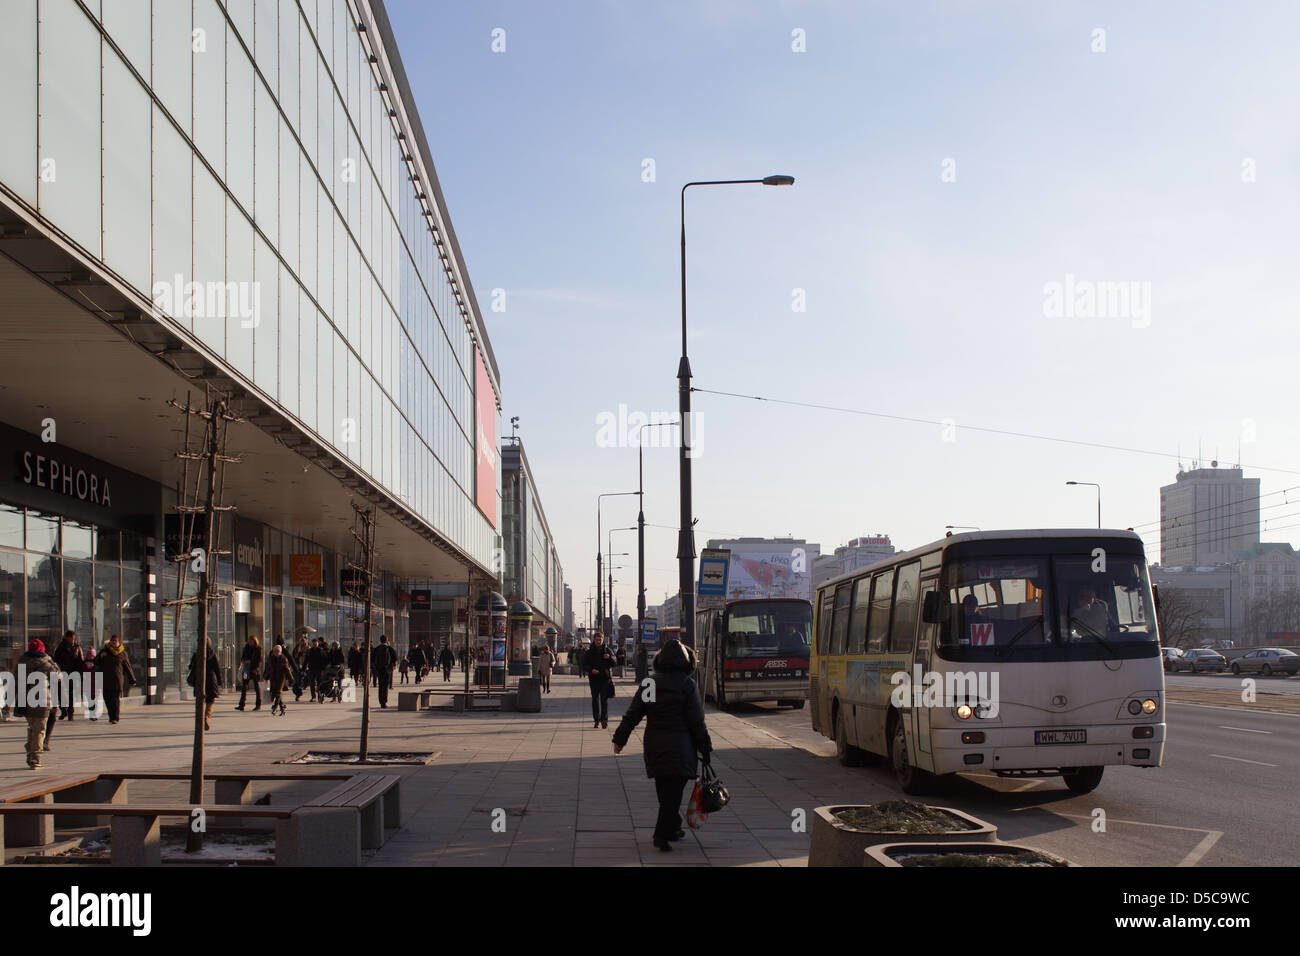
686,775 -> 707,829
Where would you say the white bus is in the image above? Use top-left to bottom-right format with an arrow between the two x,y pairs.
810,530 -> 1165,794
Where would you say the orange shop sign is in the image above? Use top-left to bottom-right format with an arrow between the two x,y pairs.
289,554 -> 323,587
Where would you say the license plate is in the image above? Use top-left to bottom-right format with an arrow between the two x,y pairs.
1035,729 -> 1086,745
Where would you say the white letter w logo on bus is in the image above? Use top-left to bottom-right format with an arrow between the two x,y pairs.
970,623 -> 995,646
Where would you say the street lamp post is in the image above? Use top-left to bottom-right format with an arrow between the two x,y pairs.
598,491 -> 639,637
609,526 -> 635,651
679,175 -> 794,649
1066,481 -> 1102,528
638,420 -> 678,652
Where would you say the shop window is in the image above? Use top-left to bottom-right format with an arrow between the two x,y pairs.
0,504 -> 24,550
26,552 -> 59,645
26,511 -> 59,554
0,551 -> 26,664
62,520 -> 93,560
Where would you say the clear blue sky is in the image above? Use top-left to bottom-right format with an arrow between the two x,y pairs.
386,0 -> 1300,616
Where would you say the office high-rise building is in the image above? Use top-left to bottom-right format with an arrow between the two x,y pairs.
1160,466 -> 1259,566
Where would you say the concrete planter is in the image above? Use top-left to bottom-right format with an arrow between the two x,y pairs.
808,804 -> 996,868
864,841 -> 1073,867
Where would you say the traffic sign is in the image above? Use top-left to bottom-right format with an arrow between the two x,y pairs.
698,548 -> 730,607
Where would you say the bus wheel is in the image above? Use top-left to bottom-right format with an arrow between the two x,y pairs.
835,710 -> 863,767
1062,766 -> 1104,794
891,719 -> 931,795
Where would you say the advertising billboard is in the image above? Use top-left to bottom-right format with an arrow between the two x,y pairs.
724,546 -> 820,602
474,347 -> 498,528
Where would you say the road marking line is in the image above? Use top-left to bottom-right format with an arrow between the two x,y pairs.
1168,701 -> 1300,718
1057,813 -> 1214,833
1208,753 -> 1278,767
1218,725 -> 1271,734
1178,831 -> 1223,868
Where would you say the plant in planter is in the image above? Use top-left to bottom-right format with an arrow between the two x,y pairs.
807,800 -> 997,867
864,841 -> 1072,867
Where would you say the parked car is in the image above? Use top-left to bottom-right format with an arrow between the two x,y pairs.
1161,647 -> 1185,672
1230,647 -> 1300,677
1174,648 -> 1227,673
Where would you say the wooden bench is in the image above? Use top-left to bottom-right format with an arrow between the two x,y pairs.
304,774 -> 400,849
0,774 -> 111,842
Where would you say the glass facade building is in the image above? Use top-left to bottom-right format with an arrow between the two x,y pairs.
0,0 -> 500,572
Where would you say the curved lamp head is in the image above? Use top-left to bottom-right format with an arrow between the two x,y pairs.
762,174 -> 795,186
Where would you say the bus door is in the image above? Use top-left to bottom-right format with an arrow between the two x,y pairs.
913,572 -> 941,758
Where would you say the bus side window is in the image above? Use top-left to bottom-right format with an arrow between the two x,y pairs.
830,583 -> 852,655
867,569 -> 894,654
889,562 -> 920,653
848,576 -> 870,654
816,593 -> 833,655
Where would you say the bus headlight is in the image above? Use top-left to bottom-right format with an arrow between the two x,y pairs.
955,704 -> 973,720
1127,700 -> 1141,715
1142,698 -> 1157,714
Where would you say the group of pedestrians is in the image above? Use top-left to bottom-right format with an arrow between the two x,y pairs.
397,642 -> 456,685
15,629 -> 138,769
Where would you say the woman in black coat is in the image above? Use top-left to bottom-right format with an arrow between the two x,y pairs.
237,635 -> 263,710
95,634 -> 136,724
187,639 -> 222,730
612,639 -> 713,852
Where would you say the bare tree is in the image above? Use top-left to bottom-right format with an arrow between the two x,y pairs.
1155,586 -> 1204,649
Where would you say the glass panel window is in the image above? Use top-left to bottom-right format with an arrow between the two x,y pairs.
253,236 -> 279,398
279,117 -> 298,262
193,160 -> 227,349
0,504 -> 24,549
254,79 -> 278,240
227,40 -> 255,212
279,266 -> 299,416
298,17 -> 317,164
95,528 -> 120,563
62,521 -> 93,560
64,560 -> 95,642
102,49 -> 151,292
27,552 -> 59,645
120,532 -> 145,565
300,152 -> 316,295
279,0 -> 300,132
334,327 -> 347,449
226,205 -> 255,377
26,511 -> 59,554
0,0 -> 38,207
151,0 -> 192,132
299,297 -> 317,431
153,108 -> 192,325
39,0 -> 102,256
93,562 -> 121,648
254,0 -> 278,96
193,0 -> 227,176
120,568 -> 146,680
0,551 -> 26,664
317,311 -> 333,438
102,0 -> 149,79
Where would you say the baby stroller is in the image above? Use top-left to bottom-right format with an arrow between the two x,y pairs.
317,665 -> 344,703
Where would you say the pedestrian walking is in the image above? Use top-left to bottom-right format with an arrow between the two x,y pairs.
292,636 -> 309,700
266,644 -> 293,716
19,640 -> 59,768
439,644 -> 455,682
52,629 -> 84,724
82,646 -> 100,720
94,634 -> 136,724
371,634 -> 397,708
612,639 -> 713,852
305,637 -> 328,701
236,634 -> 263,710
186,638 -> 222,731
408,642 -> 426,684
536,640 -> 556,693
348,641 -> 363,685
583,633 -> 617,729
398,653 -> 410,684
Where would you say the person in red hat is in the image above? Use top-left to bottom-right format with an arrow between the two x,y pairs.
19,639 -> 59,768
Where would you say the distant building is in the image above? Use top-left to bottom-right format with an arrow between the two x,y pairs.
1160,465 -> 1260,566
813,535 -> 897,587
500,440 -> 564,635
563,584 -> 574,637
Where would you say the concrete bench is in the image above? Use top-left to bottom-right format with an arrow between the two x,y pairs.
303,774 -> 400,850
397,689 -> 436,711
96,770 -> 354,808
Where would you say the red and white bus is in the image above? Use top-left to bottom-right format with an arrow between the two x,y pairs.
695,598 -> 812,709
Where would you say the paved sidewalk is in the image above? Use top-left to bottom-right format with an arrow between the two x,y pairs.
0,672 -> 896,866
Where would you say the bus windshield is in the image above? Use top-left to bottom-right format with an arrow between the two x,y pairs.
723,601 -> 812,658
938,553 -> 1158,661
